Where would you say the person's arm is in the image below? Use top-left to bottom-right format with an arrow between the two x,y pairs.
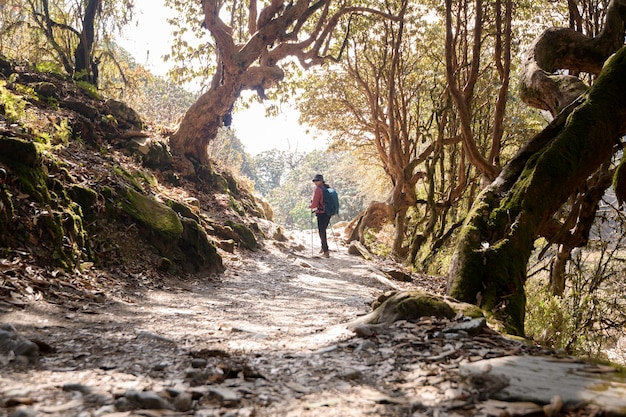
310,187 -> 323,212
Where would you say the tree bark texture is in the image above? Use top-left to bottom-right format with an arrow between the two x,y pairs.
74,0 -> 100,85
169,0 -> 399,169
447,46 -> 626,335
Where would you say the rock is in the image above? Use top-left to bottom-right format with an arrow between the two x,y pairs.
218,239 -> 237,253
172,392 -> 193,412
136,331 -> 176,344
123,390 -> 173,410
191,358 -> 208,368
152,362 -> 168,371
105,98 -> 143,129
341,368 -> 363,381
350,291 -> 456,326
348,241 -> 372,260
225,220 -> 258,251
61,99 -> 98,119
350,323 -> 385,338
0,55 -> 12,75
33,81 -> 57,97
139,139 -> 173,169
208,387 -> 241,406
460,355 -> 626,415
62,383 -> 92,394
0,325 -> 39,362
444,318 -> 487,336
0,137 -> 42,167
14,339 -> 38,358
354,339 -> 377,352
9,408 -> 38,417
382,268 -> 413,282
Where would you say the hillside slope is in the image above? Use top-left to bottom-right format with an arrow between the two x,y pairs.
0,55 -> 279,304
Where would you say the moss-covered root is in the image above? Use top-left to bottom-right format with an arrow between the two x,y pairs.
351,290 -> 484,327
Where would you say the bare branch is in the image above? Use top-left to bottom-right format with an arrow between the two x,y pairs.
519,0 -> 626,116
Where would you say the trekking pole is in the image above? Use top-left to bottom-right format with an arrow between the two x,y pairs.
310,210 -> 314,257
329,222 -> 340,251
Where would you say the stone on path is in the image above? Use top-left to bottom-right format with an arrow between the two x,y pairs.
460,355 -> 626,415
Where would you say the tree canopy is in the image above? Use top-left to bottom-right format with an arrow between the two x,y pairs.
0,0 -> 135,86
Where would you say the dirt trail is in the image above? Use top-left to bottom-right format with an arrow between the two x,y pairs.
0,231 -> 611,417
0,230 -> 417,416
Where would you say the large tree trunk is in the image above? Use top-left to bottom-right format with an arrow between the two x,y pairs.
167,0 -> 398,174
447,46 -> 626,335
74,0 -> 99,85
169,81 -> 240,171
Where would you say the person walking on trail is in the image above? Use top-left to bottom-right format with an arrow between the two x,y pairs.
310,173 -> 331,258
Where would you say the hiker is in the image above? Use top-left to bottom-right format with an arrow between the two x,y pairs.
310,173 -> 330,258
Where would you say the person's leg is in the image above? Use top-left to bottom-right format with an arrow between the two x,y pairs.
317,214 -> 330,255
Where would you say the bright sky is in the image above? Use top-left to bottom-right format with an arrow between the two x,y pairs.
118,0 -> 327,156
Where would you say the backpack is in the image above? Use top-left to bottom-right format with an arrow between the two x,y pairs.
322,186 -> 340,216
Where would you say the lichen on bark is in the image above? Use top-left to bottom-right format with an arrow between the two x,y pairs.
448,45 -> 626,336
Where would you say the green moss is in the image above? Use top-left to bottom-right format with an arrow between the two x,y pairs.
120,187 -> 183,242
0,136 -> 42,168
361,291 -> 458,325
229,195 -> 246,216
68,184 -> 98,214
100,186 -> 114,199
448,185 -> 534,335
613,153 -> 626,203
134,169 -> 158,188
226,220 -> 257,250
179,217 -> 223,273
9,159 -> 51,204
166,199 -> 200,222
158,257 -> 173,272
113,165 -> 144,192
0,187 -> 15,232
44,204 -> 88,270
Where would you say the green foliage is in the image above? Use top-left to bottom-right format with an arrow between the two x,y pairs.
163,0 -> 217,87
35,61 -> 65,76
364,224 -> 394,257
53,119 -> 72,146
0,0 -> 136,95
0,80 -> 27,122
526,217 -> 626,360
251,149 -> 375,230
208,127 -> 252,178
113,65 -> 198,127
76,81 -> 101,100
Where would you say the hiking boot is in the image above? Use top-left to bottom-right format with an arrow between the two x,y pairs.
322,251 -> 330,258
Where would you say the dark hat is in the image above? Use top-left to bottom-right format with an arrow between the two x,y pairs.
312,174 -> 324,182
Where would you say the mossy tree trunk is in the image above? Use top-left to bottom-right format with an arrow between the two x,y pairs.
447,46 -> 626,335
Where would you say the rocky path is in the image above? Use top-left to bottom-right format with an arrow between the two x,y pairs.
1,231 -> 624,416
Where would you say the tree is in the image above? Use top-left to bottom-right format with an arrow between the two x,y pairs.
166,0 -> 400,176
264,150 -> 368,230
444,0 -> 512,183
1,0 -> 134,87
447,0 -> 626,335
297,0 -> 533,268
252,149 -> 292,196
